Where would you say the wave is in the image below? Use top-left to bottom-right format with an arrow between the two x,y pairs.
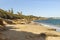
35,22 -> 60,32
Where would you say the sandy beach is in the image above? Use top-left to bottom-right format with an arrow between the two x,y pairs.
0,0 -> 60,40
1,23 -> 60,40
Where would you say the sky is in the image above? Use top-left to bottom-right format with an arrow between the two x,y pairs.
0,0 -> 60,17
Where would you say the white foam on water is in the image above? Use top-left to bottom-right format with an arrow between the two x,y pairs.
38,23 -> 60,32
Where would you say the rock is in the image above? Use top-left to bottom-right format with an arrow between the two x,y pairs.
0,18 -> 5,26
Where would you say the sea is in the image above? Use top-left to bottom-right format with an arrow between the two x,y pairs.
34,19 -> 60,32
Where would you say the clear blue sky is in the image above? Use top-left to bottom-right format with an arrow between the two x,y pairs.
0,0 -> 60,17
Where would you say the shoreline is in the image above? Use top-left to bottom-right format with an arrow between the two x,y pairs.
2,21 -> 60,40
32,21 -> 60,32
39,23 -> 60,32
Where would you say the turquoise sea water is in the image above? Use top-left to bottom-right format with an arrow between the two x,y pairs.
34,19 -> 60,26
34,19 -> 60,32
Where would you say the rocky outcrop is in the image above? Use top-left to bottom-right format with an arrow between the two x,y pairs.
0,18 -> 7,31
0,18 -> 9,40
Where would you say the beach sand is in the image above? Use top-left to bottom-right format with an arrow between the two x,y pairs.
2,23 -> 60,40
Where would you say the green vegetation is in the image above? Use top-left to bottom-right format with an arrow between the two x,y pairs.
0,8 -> 47,21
